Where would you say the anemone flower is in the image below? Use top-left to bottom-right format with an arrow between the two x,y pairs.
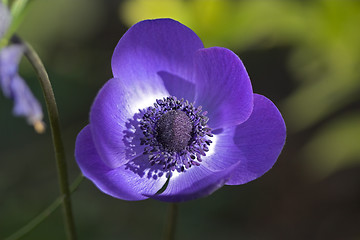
75,19 -> 286,202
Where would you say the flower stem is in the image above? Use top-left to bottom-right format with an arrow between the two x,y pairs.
5,174 -> 83,240
15,36 -> 77,240
164,203 -> 178,240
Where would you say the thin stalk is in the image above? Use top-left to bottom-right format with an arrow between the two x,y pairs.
163,203 -> 178,240
14,36 -> 77,240
5,174 -> 83,240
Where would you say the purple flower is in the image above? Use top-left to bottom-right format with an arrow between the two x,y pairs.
75,19 -> 286,202
0,44 -> 45,132
0,3 -> 44,132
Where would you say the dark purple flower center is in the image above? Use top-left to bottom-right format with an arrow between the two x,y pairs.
156,110 -> 192,152
140,96 -> 213,172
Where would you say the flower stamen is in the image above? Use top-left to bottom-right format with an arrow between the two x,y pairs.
140,96 -> 212,172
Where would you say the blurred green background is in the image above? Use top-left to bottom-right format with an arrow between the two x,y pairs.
1,0 -> 360,239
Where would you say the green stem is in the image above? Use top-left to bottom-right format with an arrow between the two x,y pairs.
5,175 -> 83,240
14,36 -> 77,240
164,203 -> 178,240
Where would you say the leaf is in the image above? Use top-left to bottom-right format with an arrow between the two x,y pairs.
302,114 -> 360,178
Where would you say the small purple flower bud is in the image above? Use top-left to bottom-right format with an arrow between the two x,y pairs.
0,44 -> 45,133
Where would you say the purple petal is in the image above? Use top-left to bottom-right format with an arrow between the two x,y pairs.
75,125 -> 168,201
111,18 -> 204,102
226,94 -> 286,185
90,78 -> 163,168
0,45 -> 24,96
193,47 -> 253,129
0,45 -> 43,125
200,127 -> 242,171
201,94 -> 286,184
148,164 -> 238,202
10,74 -> 43,123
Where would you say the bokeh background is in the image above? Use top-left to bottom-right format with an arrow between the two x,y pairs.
1,0 -> 360,239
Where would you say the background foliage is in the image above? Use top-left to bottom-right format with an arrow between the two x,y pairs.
1,0 -> 359,239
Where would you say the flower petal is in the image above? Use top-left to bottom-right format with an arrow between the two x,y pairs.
226,94 -> 286,185
201,94 -> 286,184
111,18 -> 204,102
200,127 -> 241,171
193,47 -> 253,129
0,45 -> 43,125
0,45 -> 24,96
75,125 -> 168,201
148,164 -> 238,202
90,78 -> 165,168
10,74 -> 43,124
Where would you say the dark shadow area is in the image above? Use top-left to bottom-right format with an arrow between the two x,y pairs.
122,111 -> 166,180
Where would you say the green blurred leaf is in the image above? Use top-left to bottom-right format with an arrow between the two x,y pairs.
282,0 -> 360,131
302,114 -> 360,178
